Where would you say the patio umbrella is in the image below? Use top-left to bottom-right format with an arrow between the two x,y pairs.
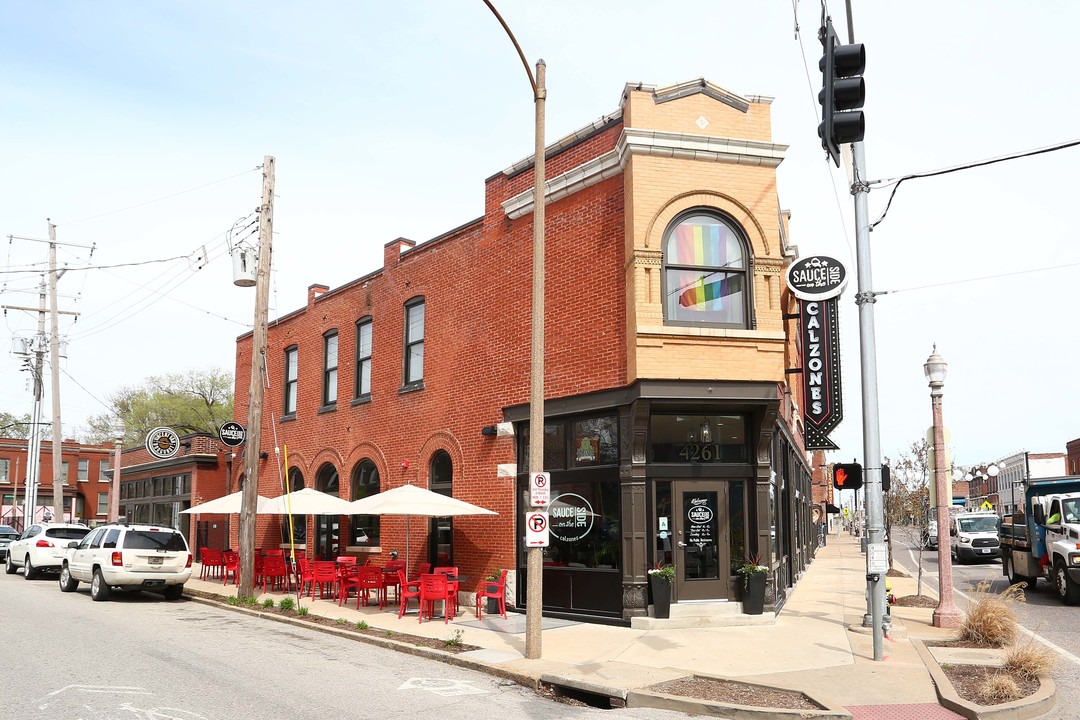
181,490 -> 271,514
347,483 -> 497,568
259,487 -> 356,515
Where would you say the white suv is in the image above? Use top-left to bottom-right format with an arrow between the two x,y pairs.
59,523 -> 192,601
5,522 -> 91,578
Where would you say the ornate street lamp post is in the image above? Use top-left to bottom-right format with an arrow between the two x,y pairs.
925,345 -> 962,628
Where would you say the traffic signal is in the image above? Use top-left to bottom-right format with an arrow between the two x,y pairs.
818,17 -> 866,166
881,465 -> 891,493
833,462 -> 863,491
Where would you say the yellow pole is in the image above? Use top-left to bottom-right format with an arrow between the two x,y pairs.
282,444 -> 299,599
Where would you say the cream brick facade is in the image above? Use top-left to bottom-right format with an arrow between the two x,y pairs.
620,80 -> 792,383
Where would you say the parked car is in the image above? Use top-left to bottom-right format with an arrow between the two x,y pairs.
0,524 -> 20,561
59,522 -> 192,601
5,522 -> 91,578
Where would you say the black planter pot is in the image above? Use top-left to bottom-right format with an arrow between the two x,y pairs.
649,575 -> 672,619
486,596 -> 500,614
742,572 -> 766,615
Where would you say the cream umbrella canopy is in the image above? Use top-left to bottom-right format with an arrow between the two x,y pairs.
181,490 -> 271,514
259,487 -> 356,515
347,483 -> 498,568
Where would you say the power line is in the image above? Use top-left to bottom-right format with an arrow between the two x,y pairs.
884,258 -> 1080,295
869,138 -> 1080,231
56,166 -> 261,227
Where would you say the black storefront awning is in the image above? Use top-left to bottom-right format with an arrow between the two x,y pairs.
826,503 -> 841,514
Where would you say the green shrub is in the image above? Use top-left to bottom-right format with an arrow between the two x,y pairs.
297,606 -> 309,616
262,598 -> 275,609
335,618 -> 348,625
279,597 -> 296,611
226,595 -> 241,606
244,596 -> 258,606
356,620 -> 369,630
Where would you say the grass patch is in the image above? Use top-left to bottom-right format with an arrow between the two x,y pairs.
356,620 -> 369,630
297,606 -> 309,616
335,618 -> 348,625
226,595 -> 241,606
979,673 -> 1021,703
444,629 -> 464,648
1006,640 -> 1056,680
243,596 -> 258,606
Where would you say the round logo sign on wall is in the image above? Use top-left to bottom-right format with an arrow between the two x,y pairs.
688,505 -> 714,524
785,255 -> 848,301
548,493 -> 595,543
145,426 -> 180,460
218,421 -> 246,447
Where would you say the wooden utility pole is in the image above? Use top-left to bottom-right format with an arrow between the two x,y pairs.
49,222 -> 64,523
108,433 -> 123,522
239,156 -> 275,598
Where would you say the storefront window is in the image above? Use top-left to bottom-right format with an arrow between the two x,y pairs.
542,482 -> 620,569
648,414 -> 748,463
570,416 -> 618,467
520,423 -> 566,470
349,460 -> 380,546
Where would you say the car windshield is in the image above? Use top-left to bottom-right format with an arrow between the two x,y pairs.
958,516 -> 998,533
123,530 -> 187,552
46,527 -> 91,540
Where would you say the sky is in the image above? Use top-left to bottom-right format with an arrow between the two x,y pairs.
1,1 -> 1077,475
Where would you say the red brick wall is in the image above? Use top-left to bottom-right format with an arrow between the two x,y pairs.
0,438 -> 114,527
233,123 -> 627,579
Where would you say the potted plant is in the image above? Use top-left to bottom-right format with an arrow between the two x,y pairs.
735,553 -> 768,615
647,563 -> 675,619
484,570 -> 504,614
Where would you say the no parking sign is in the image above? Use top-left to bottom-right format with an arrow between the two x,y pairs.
525,511 -> 549,547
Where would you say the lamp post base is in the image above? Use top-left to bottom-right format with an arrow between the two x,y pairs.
932,606 -> 963,629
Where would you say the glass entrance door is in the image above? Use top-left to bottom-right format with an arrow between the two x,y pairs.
673,481 -> 731,600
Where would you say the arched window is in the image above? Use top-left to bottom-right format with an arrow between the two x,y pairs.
314,463 -> 340,559
662,211 -> 749,327
428,451 -> 452,567
281,468 -> 306,544
349,460 -> 380,546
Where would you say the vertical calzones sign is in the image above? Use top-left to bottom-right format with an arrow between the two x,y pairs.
786,256 -> 847,451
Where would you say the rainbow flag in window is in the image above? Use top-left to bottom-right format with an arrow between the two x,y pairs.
678,274 -> 743,310
672,222 -> 727,267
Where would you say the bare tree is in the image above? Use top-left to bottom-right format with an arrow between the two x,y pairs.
887,440 -> 932,597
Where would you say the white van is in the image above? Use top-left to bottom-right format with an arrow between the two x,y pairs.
950,511 -> 1000,564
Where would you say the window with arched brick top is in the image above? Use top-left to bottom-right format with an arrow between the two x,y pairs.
661,211 -> 750,328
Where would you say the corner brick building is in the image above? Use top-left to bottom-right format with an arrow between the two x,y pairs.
232,79 -> 813,622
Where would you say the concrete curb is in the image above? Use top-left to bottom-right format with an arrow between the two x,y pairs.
186,595 -> 540,690
912,640 -> 1056,720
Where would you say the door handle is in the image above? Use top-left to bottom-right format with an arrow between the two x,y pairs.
677,541 -> 687,547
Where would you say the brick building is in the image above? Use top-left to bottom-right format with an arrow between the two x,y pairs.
0,437 -> 113,530
232,79 -> 813,622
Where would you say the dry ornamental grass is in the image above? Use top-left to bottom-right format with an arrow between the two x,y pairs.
1006,640 -> 1057,680
958,580 -> 1024,647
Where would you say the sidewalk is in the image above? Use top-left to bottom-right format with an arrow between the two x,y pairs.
184,535 -> 1045,719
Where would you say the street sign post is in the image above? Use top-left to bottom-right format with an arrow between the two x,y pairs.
529,471 -> 550,507
525,511 -> 549,547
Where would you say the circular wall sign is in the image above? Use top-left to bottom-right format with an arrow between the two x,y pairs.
145,426 -> 180,460
548,493 -> 595,543
688,505 -> 714,524
218,421 -> 246,447
785,255 -> 848,300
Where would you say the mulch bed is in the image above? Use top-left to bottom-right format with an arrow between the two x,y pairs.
648,677 -> 823,710
925,638 -> 1041,705
188,590 -> 481,654
893,594 -> 938,608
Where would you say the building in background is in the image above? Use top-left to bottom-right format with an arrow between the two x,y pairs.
231,79 -> 812,622
0,437 -> 113,530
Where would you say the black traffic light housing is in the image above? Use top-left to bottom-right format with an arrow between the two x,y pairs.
833,462 -> 863,491
818,17 -> 866,166
881,465 -> 891,493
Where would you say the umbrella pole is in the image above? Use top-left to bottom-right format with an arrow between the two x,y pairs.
406,515 -> 410,572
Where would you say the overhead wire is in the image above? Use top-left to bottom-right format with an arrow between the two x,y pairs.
883,258 -> 1080,295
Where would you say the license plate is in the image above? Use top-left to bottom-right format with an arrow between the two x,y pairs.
981,549 -> 992,554
149,556 -> 163,565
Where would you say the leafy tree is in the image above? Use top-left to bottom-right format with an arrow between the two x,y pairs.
0,411 -> 33,439
81,368 -> 234,446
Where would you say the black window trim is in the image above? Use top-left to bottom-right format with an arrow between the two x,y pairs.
355,316 -> 373,402
322,329 -> 339,409
283,344 -> 298,419
402,296 -> 425,390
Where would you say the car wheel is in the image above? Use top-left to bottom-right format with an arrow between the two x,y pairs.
4,553 -> 16,574
59,564 -> 79,592
1004,555 -> 1030,588
90,568 -> 110,602
163,584 -> 184,601
24,556 -> 38,580
1054,560 -> 1080,605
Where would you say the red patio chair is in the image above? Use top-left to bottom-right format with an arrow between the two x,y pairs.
336,556 -> 357,565
397,569 -> 421,619
475,569 -> 509,619
200,548 -> 223,580
419,573 -> 454,624
355,566 -> 383,609
411,562 -> 432,582
380,561 -> 405,605
296,557 -> 314,597
434,565 -> 459,604
337,564 -> 361,606
261,554 -> 289,593
264,549 -> 284,557
311,560 -> 338,600
222,550 -> 240,586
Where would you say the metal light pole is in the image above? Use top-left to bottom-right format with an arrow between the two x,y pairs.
483,0 -> 546,660
925,345 -> 962,628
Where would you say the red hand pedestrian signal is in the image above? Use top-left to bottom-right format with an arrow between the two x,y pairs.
832,462 -> 863,490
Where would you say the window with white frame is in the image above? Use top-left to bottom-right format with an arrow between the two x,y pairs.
323,330 -> 338,407
662,210 -> 750,328
61,461 -> 70,484
284,346 -> 298,416
97,492 -> 109,516
403,297 -> 424,386
0,458 -> 9,483
99,459 -> 110,482
77,458 -> 89,482
355,317 -> 372,400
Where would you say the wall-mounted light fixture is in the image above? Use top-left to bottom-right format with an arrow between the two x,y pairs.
259,452 -> 269,460
481,425 -> 499,437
